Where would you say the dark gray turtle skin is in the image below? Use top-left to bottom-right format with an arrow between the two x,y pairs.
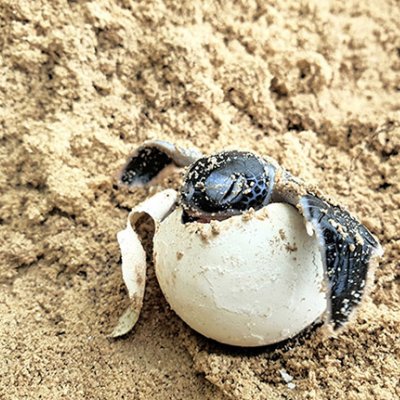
119,140 -> 382,330
120,140 -> 201,186
181,151 -> 277,222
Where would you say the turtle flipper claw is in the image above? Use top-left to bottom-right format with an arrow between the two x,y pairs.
300,194 -> 383,329
120,140 -> 203,186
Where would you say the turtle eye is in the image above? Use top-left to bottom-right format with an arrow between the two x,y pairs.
181,151 -> 276,217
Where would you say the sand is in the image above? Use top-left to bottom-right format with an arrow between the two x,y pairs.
1,0 -> 399,399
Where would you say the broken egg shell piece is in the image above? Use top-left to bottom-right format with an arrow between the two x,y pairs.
110,189 -> 178,338
154,203 -> 327,347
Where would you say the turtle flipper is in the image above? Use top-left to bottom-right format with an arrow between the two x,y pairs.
299,194 -> 383,329
120,140 -> 203,186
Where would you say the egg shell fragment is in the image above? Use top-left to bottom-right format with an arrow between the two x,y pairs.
154,203 -> 327,347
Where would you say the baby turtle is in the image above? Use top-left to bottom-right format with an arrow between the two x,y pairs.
114,140 -> 383,340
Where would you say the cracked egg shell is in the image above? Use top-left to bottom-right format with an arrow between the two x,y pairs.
154,202 -> 327,347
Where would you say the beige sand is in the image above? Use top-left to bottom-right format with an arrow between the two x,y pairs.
1,0 -> 399,399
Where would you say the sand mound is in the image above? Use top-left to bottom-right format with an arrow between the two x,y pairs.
1,1 -> 399,399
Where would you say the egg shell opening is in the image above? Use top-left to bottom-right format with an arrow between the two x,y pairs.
154,203 -> 327,347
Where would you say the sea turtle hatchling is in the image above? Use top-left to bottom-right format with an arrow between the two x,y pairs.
111,140 -> 383,347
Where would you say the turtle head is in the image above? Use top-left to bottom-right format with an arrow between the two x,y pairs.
181,151 -> 276,221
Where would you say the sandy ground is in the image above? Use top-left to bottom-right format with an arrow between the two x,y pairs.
1,0 -> 399,399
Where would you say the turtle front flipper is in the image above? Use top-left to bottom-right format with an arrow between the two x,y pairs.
299,194 -> 383,329
120,140 -> 203,186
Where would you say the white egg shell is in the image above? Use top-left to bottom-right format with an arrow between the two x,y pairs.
154,203 -> 327,347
